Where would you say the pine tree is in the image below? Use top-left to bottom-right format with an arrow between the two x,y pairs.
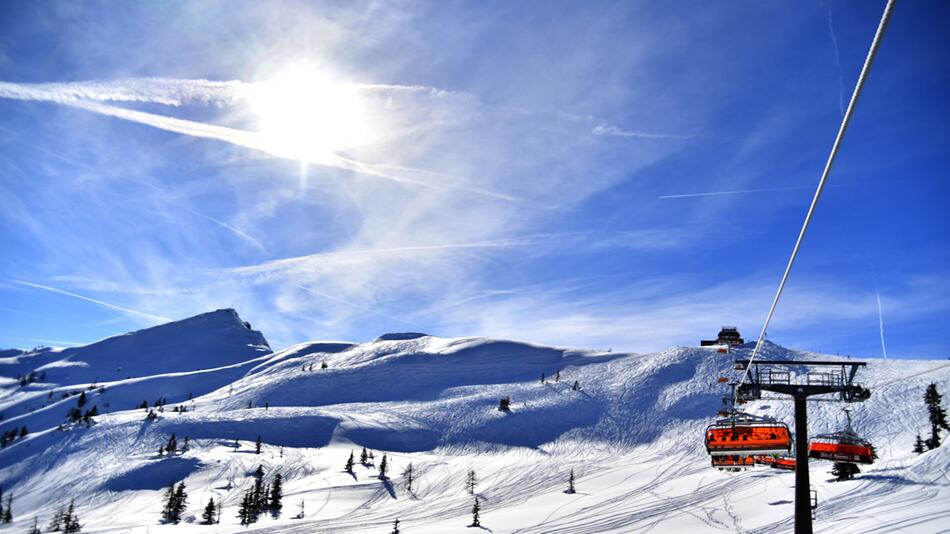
255,435 -> 262,454
572,380 -> 581,391
831,462 -> 860,481
172,482 -> 187,524
466,469 -> 477,494
1,493 -> 11,523
378,454 -> 389,479
63,500 -> 81,533
77,392 -> 86,408
566,469 -> 576,494
255,464 -> 265,483
924,383 -> 949,450
19,426 -> 28,438
47,505 -> 64,531
160,482 -> 176,523
237,492 -> 252,525
391,518 -> 401,534
345,450 -> 355,474
321,360 -> 328,369
498,396 -> 511,412
28,516 -> 41,534
540,372 -> 545,384
182,436 -> 189,452
402,462 -> 415,493
360,447 -> 369,466
555,369 -> 561,382
469,496 -> 481,527
165,433 -> 177,455
913,433 -> 925,454
270,473 -> 283,513
202,498 -> 216,524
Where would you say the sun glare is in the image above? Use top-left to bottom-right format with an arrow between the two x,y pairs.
246,66 -> 369,162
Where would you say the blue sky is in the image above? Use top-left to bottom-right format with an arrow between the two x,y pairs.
0,1 -> 947,358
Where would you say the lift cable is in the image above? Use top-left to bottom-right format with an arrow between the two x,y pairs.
736,0 -> 897,404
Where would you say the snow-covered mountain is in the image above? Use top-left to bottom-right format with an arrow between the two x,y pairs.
0,311 -> 947,533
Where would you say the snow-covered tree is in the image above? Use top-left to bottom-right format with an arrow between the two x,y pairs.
914,433 -> 925,454
255,435 -> 262,454
202,498 -> 216,524
925,383 -> 949,449
469,496 -> 481,527
1,493 -> 11,522
172,482 -> 188,523
466,469 -> 477,494
270,473 -> 284,513
27,516 -> 40,534
360,447 -> 369,466
378,454 -> 389,479
62,500 -> 81,533
391,518 -> 401,534
165,433 -> 177,455
566,469 -> 576,494
831,462 -> 860,481
403,462 -> 415,493
345,450 -> 355,474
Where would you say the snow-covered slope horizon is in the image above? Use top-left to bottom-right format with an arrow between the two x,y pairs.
0,310 -> 948,533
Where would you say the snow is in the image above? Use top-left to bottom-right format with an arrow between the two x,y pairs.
0,311 -> 948,533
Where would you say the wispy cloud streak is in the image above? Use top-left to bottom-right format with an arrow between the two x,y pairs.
592,122 -> 695,140
12,280 -> 171,322
826,7 -> 846,118
228,234 -> 578,275
658,185 -> 813,199
0,79 -> 514,200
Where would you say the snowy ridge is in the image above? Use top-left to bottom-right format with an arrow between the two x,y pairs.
0,312 -> 947,533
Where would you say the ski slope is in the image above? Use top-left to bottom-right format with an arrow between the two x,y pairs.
0,311 -> 948,533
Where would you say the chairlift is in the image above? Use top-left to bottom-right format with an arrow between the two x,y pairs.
705,411 -> 792,456
711,454 -> 755,470
808,410 -> 875,464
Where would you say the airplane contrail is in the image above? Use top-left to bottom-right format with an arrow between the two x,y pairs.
12,280 -> 171,322
874,284 -> 888,360
658,185 -> 812,199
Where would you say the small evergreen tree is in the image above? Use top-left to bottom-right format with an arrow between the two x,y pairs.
321,360 -> 328,369
63,500 -> 81,533
270,473 -> 283,514
255,435 -> 262,454
540,372 -> 545,384
165,433 -> 177,455
237,492 -> 252,525
572,380 -> 581,391
2,493 -> 11,522
914,433 -> 925,454
466,469 -> 477,494
202,498 -> 216,524
555,369 -> 561,382
215,499 -> 223,524
28,516 -> 41,534
378,454 -> 389,479
498,396 -> 511,412
160,482 -> 176,523
831,462 -> 860,481
566,469 -> 576,494
360,447 -> 369,466
345,450 -> 355,474
172,482 -> 187,524
403,462 -> 415,493
47,506 -> 65,532
924,383 -> 949,450
255,464 -> 265,483
391,518 -> 401,534
469,496 -> 481,527
77,392 -> 86,408
19,426 -> 28,438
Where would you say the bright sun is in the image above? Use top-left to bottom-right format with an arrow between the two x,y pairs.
245,66 -> 369,162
